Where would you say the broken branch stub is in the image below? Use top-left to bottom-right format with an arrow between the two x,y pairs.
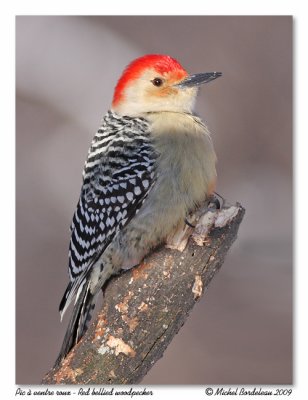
42,202 -> 245,385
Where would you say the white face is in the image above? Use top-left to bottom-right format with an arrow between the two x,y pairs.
112,68 -> 198,117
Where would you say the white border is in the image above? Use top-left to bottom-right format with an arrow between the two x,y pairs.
2,1 -> 306,399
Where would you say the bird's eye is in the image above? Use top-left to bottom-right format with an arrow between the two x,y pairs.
152,77 -> 163,87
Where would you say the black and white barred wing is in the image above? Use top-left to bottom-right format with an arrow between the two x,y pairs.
59,112 -> 157,316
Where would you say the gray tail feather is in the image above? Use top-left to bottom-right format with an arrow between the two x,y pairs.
55,282 -> 95,367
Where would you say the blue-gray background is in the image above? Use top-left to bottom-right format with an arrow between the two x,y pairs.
16,16 -> 292,384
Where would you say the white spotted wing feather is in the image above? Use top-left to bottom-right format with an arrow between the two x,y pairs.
59,111 -> 157,316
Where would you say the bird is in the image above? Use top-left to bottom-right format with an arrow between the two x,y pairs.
56,54 -> 221,365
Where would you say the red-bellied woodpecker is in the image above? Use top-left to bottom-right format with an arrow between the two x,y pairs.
56,54 -> 221,365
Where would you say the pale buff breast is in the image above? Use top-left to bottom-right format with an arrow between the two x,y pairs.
147,111 -> 217,209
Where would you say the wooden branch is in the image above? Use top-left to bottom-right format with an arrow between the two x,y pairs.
42,202 -> 245,385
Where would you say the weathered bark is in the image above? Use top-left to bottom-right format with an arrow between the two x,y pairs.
42,202 -> 245,385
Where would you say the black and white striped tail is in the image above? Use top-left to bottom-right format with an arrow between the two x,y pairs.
55,110 -> 157,366
55,282 -> 95,367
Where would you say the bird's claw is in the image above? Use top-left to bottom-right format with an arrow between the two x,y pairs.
208,192 -> 226,210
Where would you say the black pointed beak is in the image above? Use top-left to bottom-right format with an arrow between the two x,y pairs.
175,72 -> 222,88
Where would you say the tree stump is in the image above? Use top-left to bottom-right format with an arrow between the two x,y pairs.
42,202 -> 245,384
